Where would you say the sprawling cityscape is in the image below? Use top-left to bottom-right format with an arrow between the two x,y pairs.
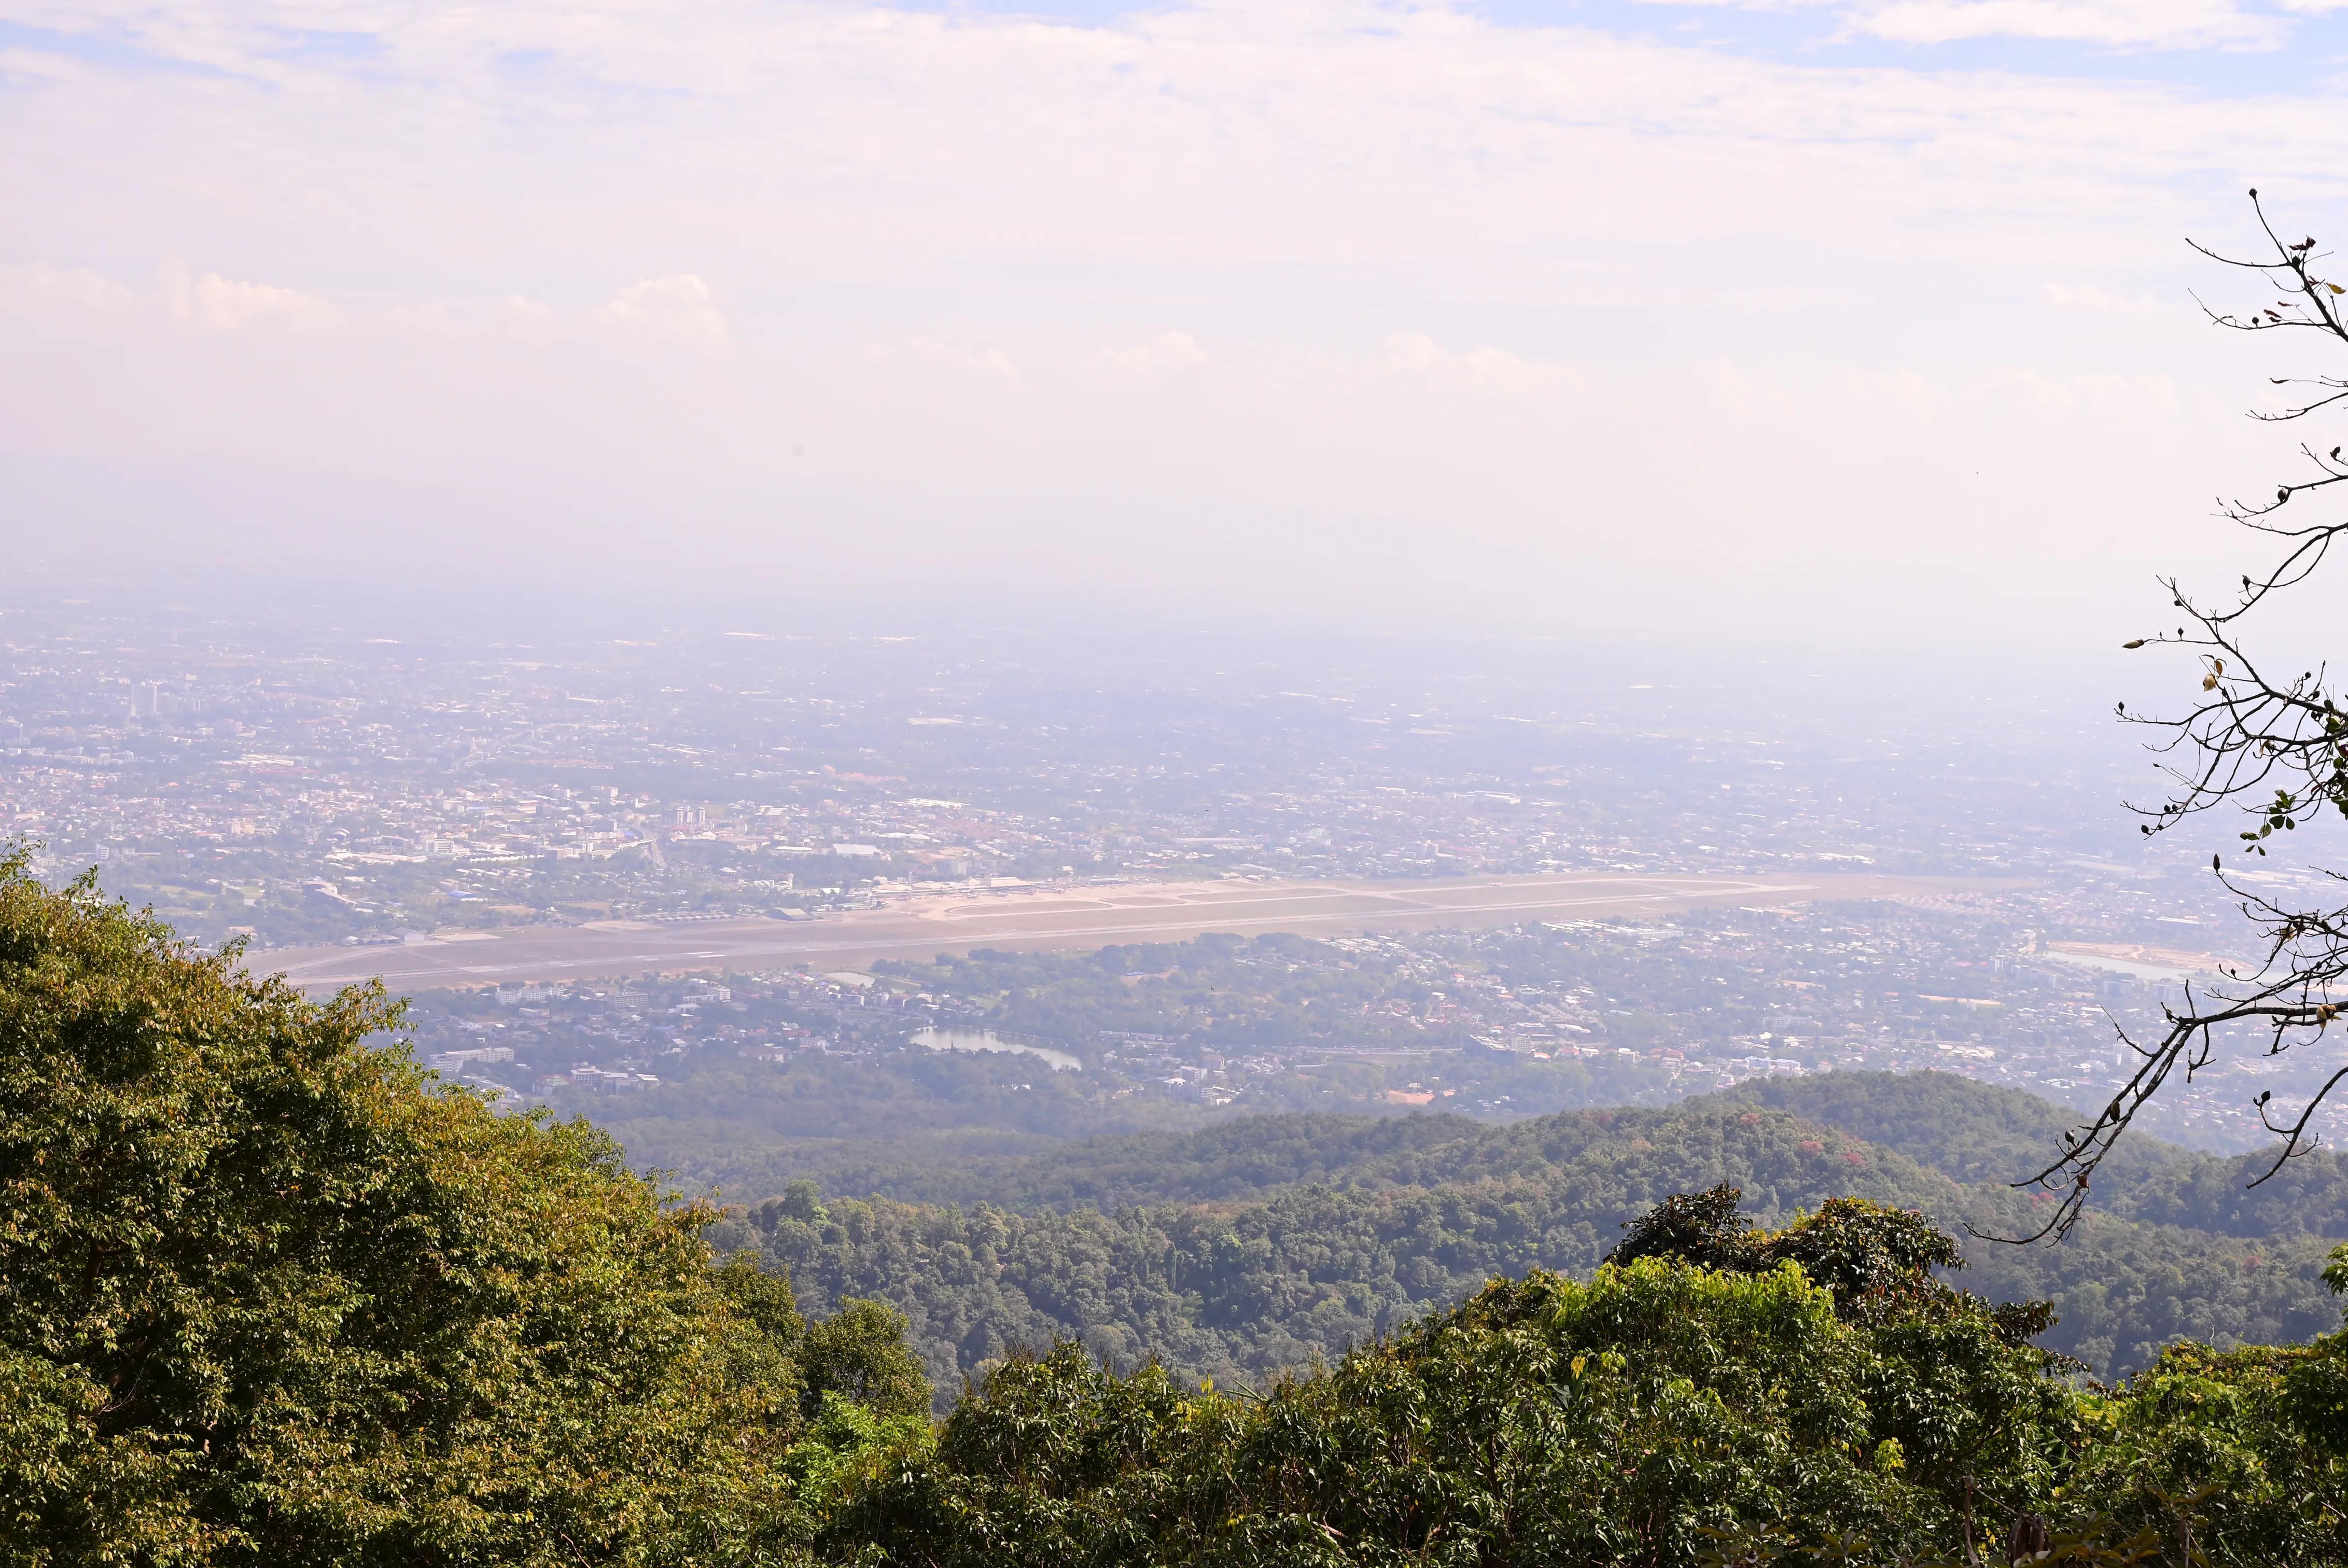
5,592 -> 2331,1155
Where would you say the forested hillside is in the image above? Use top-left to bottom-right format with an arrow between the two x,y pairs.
9,861 -> 2344,1565
1725,1073 -> 2348,1238
732,1079 -> 2348,1396
829,1192 -> 2348,1568
0,858 -> 933,1564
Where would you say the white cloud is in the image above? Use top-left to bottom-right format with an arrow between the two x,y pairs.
588,275 -> 730,352
1850,0 -> 2284,49
1106,330 -> 1208,375
1381,335 -> 1591,404
0,44 -> 95,85
161,259 -> 342,332
0,1 -> 2336,644
1623,0 -> 2289,49
3,262 -> 135,313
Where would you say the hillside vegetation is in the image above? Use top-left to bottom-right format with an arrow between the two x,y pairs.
8,857 -> 2345,1565
0,857 -> 929,1565
829,1189 -> 2348,1568
735,1077 -> 2347,1393
1726,1073 -> 2348,1238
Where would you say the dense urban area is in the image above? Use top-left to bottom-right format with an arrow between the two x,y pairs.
399,908 -> 2335,1174
3,595 -> 2331,1156
3,596 -> 2155,943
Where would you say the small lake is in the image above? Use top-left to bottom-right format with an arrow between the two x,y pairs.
910,1026 -> 1082,1072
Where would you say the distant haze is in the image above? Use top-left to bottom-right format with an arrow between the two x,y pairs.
5,1 -> 2345,648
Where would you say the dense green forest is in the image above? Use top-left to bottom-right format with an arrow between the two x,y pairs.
577,1040 -> 1685,1204
8,858 -> 2345,1565
832,1191 -> 2348,1568
0,858 -> 930,1564
749,1068 -> 2348,1234
729,1083 -> 2344,1394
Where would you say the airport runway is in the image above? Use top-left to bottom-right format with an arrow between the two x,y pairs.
250,871 -> 1970,994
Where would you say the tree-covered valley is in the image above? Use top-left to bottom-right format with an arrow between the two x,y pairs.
721,1072 -> 2348,1397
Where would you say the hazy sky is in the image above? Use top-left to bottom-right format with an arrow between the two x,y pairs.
5,0 -> 2347,649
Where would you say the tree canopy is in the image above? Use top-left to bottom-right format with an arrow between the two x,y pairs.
743,1088 -> 2344,1394
6,853 -> 2346,1564
832,1187 -> 2348,1566
0,852 -> 924,1566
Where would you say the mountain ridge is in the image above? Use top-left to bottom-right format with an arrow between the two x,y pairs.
715,1073 -> 2347,1397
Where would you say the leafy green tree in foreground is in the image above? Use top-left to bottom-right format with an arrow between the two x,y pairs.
833,1185 -> 2348,1566
0,852 -> 928,1567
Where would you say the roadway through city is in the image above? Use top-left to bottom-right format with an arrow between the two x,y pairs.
250,871 -> 1989,993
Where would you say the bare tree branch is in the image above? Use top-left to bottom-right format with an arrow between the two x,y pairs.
1985,190 -> 2348,1243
